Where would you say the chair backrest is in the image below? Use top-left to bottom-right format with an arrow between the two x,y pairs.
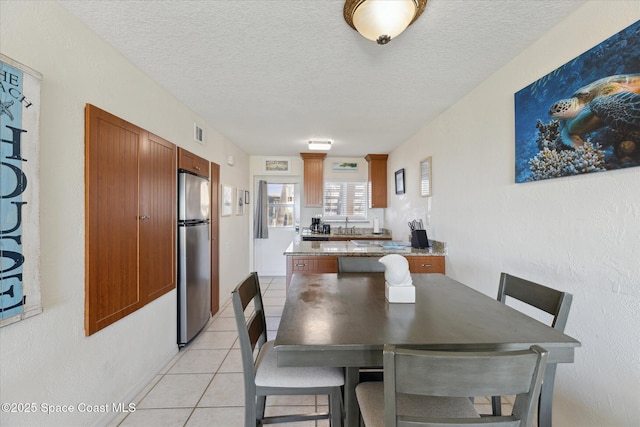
383,345 -> 548,427
338,256 -> 385,273
498,273 -> 572,331
231,272 -> 267,394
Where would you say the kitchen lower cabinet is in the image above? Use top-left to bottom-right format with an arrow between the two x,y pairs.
285,255 -> 445,290
286,256 -> 338,290
85,104 -> 176,336
405,256 -> 445,274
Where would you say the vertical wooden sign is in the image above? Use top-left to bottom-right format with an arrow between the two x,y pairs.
1,54 -> 42,326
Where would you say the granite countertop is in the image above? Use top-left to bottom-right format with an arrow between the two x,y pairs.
284,240 -> 447,256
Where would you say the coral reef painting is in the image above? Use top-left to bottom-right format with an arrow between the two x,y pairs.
515,20 -> 640,183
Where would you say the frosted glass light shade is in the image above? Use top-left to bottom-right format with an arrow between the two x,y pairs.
308,140 -> 332,150
352,0 -> 417,44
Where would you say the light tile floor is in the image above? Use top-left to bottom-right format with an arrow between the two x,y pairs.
109,276 -> 513,426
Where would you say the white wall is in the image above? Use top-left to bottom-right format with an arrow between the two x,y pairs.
0,2 -> 250,426
386,2 -> 640,425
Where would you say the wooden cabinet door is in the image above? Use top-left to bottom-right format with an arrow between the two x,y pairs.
178,147 -> 209,177
210,162 -> 220,315
140,132 -> 176,303
300,153 -> 326,207
365,154 -> 388,208
86,105 -> 177,335
85,105 -> 142,335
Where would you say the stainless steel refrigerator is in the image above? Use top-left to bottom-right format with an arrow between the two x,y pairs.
178,171 -> 211,346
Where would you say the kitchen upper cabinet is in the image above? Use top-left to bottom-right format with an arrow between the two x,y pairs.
300,153 -> 326,207
365,154 -> 388,208
178,147 -> 209,178
85,104 -> 176,336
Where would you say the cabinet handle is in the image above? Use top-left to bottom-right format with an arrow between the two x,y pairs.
194,166 -> 201,171
421,264 -> 432,267
295,263 -> 307,267
140,215 -> 151,221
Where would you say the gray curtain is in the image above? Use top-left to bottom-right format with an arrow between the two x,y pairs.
254,180 -> 269,239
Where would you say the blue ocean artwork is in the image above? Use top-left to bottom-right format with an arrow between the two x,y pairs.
514,20 -> 640,183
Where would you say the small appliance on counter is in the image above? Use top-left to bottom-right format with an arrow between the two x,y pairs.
322,223 -> 331,234
310,215 -> 322,233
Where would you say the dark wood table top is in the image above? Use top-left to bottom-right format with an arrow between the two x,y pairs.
274,273 -> 580,366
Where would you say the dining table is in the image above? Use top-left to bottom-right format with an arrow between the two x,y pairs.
274,273 -> 580,427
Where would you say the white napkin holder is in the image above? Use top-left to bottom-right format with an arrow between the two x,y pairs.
379,254 -> 415,303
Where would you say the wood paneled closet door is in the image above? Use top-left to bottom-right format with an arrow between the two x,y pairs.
85,104 -> 176,335
140,133 -> 176,302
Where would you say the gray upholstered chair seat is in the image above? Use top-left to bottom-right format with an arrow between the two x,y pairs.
232,272 -> 344,426
355,382 -> 479,427
255,340 -> 344,388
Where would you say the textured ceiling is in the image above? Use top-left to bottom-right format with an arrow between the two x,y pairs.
59,0 -> 586,157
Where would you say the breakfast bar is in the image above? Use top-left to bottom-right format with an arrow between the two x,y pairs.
283,239 -> 447,289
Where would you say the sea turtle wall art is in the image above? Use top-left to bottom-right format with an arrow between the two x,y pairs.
514,19 -> 640,183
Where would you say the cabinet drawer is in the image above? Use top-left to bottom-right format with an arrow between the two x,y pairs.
406,256 -> 445,274
291,256 -> 338,273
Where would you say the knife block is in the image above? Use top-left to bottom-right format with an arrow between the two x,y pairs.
410,230 -> 430,249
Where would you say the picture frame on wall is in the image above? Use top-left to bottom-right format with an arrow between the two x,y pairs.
264,159 -> 290,173
420,157 -> 432,197
395,168 -> 405,195
221,185 -> 233,216
236,188 -> 245,215
514,20 -> 640,183
332,162 -> 358,172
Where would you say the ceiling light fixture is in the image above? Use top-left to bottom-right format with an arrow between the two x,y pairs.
343,0 -> 427,45
308,140 -> 333,151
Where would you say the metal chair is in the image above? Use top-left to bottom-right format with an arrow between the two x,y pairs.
492,272 -> 573,425
356,344 -> 548,427
231,272 -> 344,426
337,257 -> 385,273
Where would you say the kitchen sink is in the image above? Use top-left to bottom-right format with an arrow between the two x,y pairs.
351,240 -> 409,249
350,240 -> 381,246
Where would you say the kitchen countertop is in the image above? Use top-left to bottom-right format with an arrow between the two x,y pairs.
284,240 -> 447,256
301,228 -> 392,240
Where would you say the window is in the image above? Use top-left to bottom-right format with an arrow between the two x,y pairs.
323,181 -> 367,221
267,183 -> 295,227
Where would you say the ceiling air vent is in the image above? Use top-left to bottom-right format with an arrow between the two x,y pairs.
194,123 -> 204,144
